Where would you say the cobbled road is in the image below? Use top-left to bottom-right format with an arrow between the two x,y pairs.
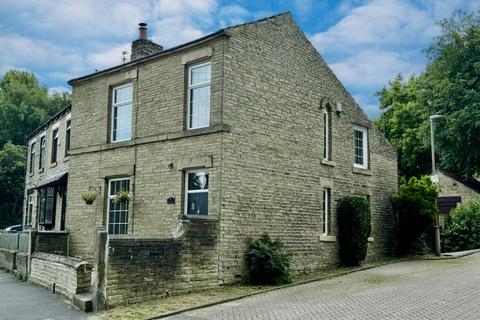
167,254 -> 480,320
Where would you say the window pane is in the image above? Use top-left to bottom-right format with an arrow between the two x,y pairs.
189,86 -> 210,128
188,172 -> 209,190
190,64 -> 211,86
187,192 -> 208,215
113,103 -> 132,141
114,85 -> 132,104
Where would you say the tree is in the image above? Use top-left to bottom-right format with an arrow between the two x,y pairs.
0,142 -> 26,228
0,70 -> 70,147
423,11 -> 480,178
374,75 -> 431,177
0,70 -> 70,227
374,11 -> 480,179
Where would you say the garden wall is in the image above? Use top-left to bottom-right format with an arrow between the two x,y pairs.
105,218 -> 219,308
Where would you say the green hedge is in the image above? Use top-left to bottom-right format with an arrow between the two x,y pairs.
245,233 -> 291,285
442,199 -> 480,252
337,196 -> 371,266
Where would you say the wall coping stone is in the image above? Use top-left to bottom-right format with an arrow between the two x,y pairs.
32,252 -> 92,271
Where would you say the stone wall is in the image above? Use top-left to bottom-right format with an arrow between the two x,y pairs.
24,109 -> 71,232
34,231 -> 69,255
0,249 -> 16,271
105,218 -> 219,308
29,252 -> 92,300
218,13 -> 398,281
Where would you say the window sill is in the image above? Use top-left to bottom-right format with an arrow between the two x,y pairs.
321,159 -> 336,167
352,166 -> 372,176
28,173 -> 34,178
368,237 -> 374,242
63,156 -> 70,163
38,168 -> 44,174
319,235 -> 336,242
185,214 -> 218,221
50,162 -> 57,168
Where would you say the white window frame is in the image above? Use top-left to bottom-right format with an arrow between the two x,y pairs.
187,62 -> 211,130
29,142 -> 36,175
353,126 -> 368,169
39,135 -> 46,171
26,194 -> 33,226
111,83 -> 133,143
323,108 -> 330,160
107,177 -> 130,234
322,189 -> 330,236
184,169 -> 209,215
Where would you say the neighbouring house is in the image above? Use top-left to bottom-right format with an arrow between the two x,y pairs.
21,12 -> 398,309
436,171 -> 480,226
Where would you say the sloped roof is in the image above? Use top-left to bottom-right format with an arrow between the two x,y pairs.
68,12 -> 290,85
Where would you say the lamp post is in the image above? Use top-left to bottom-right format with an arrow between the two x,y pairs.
430,114 -> 444,256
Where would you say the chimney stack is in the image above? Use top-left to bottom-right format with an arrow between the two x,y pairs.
130,22 -> 163,61
139,22 -> 147,40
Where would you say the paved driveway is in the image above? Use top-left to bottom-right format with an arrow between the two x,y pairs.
0,271 -> 89,320
167,254 -> 480,320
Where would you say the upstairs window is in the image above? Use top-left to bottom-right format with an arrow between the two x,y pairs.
65,120 -> 71,156
323,107 -> 331,160
111,84 -> 133,142
39,136 -> 46,171
185,170 -> 209,215
29,142 -> 36,175
26,192 -> 33,226
354,126 -> 368,169
187,63 -> 211,129
51,129 -> 58,163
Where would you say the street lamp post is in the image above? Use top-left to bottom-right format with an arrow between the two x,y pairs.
430,114 -> 444,256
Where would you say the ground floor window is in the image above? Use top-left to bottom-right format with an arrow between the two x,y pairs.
38,186 -> 55,226
322,189 -> 331,235
26,192 -> 34,226
185,169 -> 209,215
107,178 -> 130,234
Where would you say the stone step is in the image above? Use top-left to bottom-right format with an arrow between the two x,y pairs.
73,293 -> 93,312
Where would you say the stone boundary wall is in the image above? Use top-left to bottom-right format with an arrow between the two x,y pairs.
29,252 -> 92,300
0,232 -> 29,271
105,218 -> 219,308
34,231 -> 69,255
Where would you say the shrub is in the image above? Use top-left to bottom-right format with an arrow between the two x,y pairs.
245,233 -> 291,285
337,196 -> 371,266
442,199 -> 480,252
391,176 -> 438,255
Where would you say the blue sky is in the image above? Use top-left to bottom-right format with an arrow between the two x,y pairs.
0,0 -> 478,118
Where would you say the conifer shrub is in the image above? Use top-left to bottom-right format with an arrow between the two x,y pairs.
391,176 -> 438,255
245,233 -> 291,285
337,196 -> 371,266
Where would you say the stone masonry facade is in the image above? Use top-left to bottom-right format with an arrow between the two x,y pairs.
24,12 -> 398,306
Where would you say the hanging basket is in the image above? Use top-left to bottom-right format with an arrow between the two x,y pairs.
113,191 -> 130,204
80,191 -> 96,205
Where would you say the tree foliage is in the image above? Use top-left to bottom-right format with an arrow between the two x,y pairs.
0,70 -> 70,227
337,196 -> 371,266
391,176 -> 438,255
442,199 -> 480,252
374,11 -> 480,179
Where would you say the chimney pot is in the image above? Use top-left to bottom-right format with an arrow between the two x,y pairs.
139,22 -> 147,40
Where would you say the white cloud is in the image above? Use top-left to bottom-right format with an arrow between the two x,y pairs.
48,86 -> 71,95
218,5 -> 249,28
87,43 -> 131,69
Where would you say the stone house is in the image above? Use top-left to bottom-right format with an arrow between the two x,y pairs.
22,13 -> 398,308
436,171 -> 480,226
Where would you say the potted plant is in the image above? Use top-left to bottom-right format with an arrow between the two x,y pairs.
114,190 -> 130,204
80,191 -> 96,205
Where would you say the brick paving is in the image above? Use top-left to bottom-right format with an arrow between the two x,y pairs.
166,254 -> 480,320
